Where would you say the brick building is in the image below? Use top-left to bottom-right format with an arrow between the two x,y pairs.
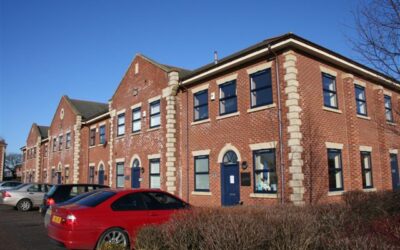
21,33 -> 400,206
0,137 -> 6,181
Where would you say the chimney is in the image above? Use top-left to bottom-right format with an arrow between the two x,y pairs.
214,51 -> 218,64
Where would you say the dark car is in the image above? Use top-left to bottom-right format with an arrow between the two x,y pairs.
40,184 -> 109,215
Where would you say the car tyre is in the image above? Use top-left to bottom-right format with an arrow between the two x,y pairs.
16,199 -> 32,212
96,228 -> 130,250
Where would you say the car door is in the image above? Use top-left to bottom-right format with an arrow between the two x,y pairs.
26,184 -> 43,206
110,193 -> 150,239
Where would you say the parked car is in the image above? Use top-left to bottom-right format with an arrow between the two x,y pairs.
44,189 -> 106,228
40,184 -> 109,215
47,189 -> 190,250
0,183 -> 52,211
0,181 -> 22,191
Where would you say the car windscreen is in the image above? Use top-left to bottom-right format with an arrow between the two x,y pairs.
76,191 -> 116,207
46,185 -> 58,196
13,183 -> 29,190
60,190 -> 101,205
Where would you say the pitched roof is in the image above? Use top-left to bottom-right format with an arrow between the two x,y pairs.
67,98 -> 109,121
37,125 -> 49,139
138,54 -> 192,78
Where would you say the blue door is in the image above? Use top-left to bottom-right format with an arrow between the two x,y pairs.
131,159 -> 140,188
57,172 -> 61,184
390,154 -> 400,190
221,151 -> 240,206
98,165 -> 105,185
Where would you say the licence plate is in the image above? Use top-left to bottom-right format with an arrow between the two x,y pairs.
52,215 -> 61,224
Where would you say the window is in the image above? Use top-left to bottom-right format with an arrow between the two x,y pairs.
132,107 -> 141,132
53,138 -> 57,152
219,80 -> 237,115
150,100 -> 161,128
194,90 -> 208,121
116,162 -> 125,188
194,156 -> 209,191
99,125 -> 106,144
253,149 -> 277,193
117,113 -> 125,136
144,192 -> 187,210
89,128 -> 96,146
89,166 -> 95,184
149,159 -> 160,188
328,149 -> 344,191
34,147 -> 36,157
111,193 -> 146,211
44,145 -> 48,157
384,95 -> 393,122
322,73 -> 338,109
250,69 -> 273,108
361,152 -> 373,189
66,132 -> 71,149
65,167 -> 69,183
58,136 -> 63,151
355,85 -> 367,116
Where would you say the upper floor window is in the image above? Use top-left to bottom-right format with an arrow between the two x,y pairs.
193,90 -> 208,121
253,149 -> 277,193
219,80 -> 237,115
360,151 -> 373,189
117,113 -> 125,136
66,132 -> 71,149
52,138 -> 57,152
250,69 -> 273,108
89,128 -> 96,146
132,107 -> 141,132
99,125 -> 106,144
149,159 -> 160,188
384,95 -> 393,122
322,73 -> 338,109
355,85 -> 367,116
44,145 -> 48,157
58,136 -> 63,151
150,100 -> 161,128
327,149 -> 344,191
194,156 -> 209,191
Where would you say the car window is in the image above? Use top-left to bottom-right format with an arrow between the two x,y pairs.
111,193 -> 147,211
3,182 -> 12,187
47,185 -> 57,196
77,191 -> 116,207
143,192 -> 186,210
11,182 -> 21,187
27,184 -> 41,192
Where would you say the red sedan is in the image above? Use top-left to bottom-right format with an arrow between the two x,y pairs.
47,189 -> 190,249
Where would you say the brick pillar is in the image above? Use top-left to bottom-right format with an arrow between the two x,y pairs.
162,71 -> 179,194
109,103 -> 116,187
283,51 -> 305,205
73,116 -> 82,184
34,136 -> 41,182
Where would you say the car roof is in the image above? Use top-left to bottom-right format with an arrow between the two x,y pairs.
53,184 -> 109,187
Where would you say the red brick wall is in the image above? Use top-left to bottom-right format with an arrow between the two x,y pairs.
0,141 -> 6,181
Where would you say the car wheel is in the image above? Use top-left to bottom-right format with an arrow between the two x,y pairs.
17,199 -> 32,212
96,228 -> 130,250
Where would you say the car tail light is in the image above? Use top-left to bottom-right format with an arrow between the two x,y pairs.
61,214 -> 77,227
2,191 -> 11,198
46,198 -> 55,206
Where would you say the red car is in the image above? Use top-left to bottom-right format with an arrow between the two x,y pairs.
47,189 -> 190,249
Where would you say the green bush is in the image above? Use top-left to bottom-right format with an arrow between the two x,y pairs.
135,190 -> 400,250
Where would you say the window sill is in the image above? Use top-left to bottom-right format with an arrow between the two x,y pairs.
357,115 -> 371,120
131,131 -> 141,136
363,188 -> 376,192
216,111 -> 240,120
328,190 -> 344,196
191,119 -> 210,126
323,106 -> 342,114
191,191 -> 212,196
250,193 -> 278,199
147,127 -> 160,132
387,122 -> 396,126
247,103 -> 276,113
89,145 -> 96,149
115,135 -> 125,140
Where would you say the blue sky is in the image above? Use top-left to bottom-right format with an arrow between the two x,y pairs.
0,0 -> 360,153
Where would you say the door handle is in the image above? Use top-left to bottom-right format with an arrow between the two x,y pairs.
29,192 -> 34,195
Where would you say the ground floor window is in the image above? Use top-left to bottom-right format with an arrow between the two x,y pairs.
194,156 -> 209,191
116,163 -> 125,188
89,166 -> 95,184
328,149 -> 344,191
150,159 -> 160,188
253,149 -> 277,193
360,151 -> 373,189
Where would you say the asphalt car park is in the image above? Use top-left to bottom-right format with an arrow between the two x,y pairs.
0,205 -> 63,250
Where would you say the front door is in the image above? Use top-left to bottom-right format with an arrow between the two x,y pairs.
98,165 -> 105,185
221,164 -> 240,206
57,172 -> 61,184
131,159 -> 140,189
390,154 -> 400,190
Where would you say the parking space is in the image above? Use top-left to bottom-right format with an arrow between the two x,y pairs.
0,205 -> 64,250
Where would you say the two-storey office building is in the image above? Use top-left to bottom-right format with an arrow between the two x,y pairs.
21,33 -> 400,206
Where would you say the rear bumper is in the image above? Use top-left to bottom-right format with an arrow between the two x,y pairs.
0,197 -> 18,207
47,223 -> 98,249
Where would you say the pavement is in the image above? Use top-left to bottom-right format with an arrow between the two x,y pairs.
0,205 -> 64,250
